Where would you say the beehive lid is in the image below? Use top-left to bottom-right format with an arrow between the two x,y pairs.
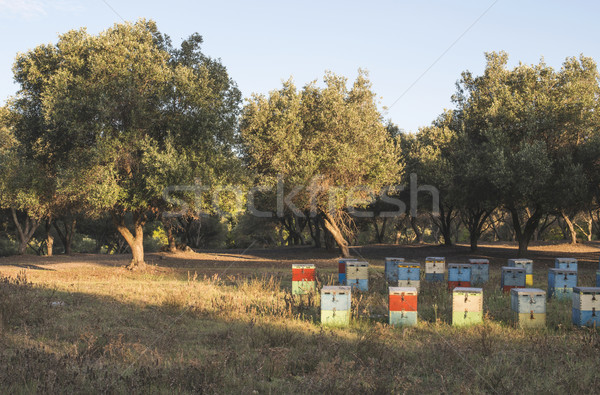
389,286 -> 418,295
508,258 -> 533,264
549,268 -> 577,274
385,257 -> 404,262
573,287 -> 600,294
448,263 -> 471,268
469,259 -> 489,264
292,264 -> 315,269
555,257 -> 577,263
322,286 -> 351,293
338,258 -> 358,262
453,287 -> 482,293
502,266 -> 525,272
398,262 -> 420,268
510,288 -> 545,295
347,261 -> 368,267
426,257 -> 445,261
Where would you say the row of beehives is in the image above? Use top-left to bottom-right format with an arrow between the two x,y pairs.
291,255 -> 600,327
319,285 -> 600,328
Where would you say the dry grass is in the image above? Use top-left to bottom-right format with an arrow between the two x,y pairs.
0,242 -> 599,393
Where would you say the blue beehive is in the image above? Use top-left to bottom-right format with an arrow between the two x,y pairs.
596,271 -> 600,288
346,278 -> 368,292
501,267 -> 526,289
469,259 -> 489,285
555,257 -> 577,271
548,268 -> 577,300
448,264 -> 471,282
384,257 -> 404,283
572,287 -> 600,327
510,288 -> 546,328
397,263 -> 420,281
508,258 -> 534,286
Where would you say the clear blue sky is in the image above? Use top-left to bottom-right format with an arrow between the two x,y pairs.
1,0 -> 599,132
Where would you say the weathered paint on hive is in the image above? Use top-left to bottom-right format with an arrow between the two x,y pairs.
508,258 -> 533,274
346,262 -> 369,280
389,287 -> 418,311
385,257 -> 404,283
321,286 -> 351,311
389,310 -> 418,326
292,281 -> 316,295
397,264 -> 421,281
572,308 -> 600,327
448,264 -> 472,282
573,287 -> 600,311
452,288 -> 483,311
555,257 -> 577,271
447,280 -> 470,291
469,261 -> 489,285
452,311 -> 483,326
501,267 -> 526,288
346,278 -> 368,292
292,264 -> 315,281
513,312 -> 546,329
510,288 -> 546,314
321,309 -> 350,326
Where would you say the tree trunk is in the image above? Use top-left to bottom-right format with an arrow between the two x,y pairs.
410,216 -> 424,244
560,210 -> 577,244
509,206 -> 543,257
322,211 -> 350,257
432,203 -> 455,246
307,216 -> 322,248
11,209 -> 39,255
113,212 -> 146,269
162,218 -> 177,253
53,218 -> 76,255
45,219 -> 54,257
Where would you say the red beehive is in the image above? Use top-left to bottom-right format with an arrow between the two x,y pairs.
389,287 -> 418,312
448,280 -> 470,291
292,265 -> 315,281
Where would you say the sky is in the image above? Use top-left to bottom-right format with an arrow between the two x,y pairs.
1,0 -> 599,132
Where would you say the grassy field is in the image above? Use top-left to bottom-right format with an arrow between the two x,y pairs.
1,242 -> 600,393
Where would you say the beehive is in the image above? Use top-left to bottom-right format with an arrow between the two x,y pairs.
346,261 -> 368,291
548,268 -> 577,300
510,288 -> 546,328
425,256 -> 445,282
321,286 -> 351,326
469,259 -> 489,285
508,258 -> 534,286
397,263 -> 420,291
572,287 -> 600,327
338,258 -> 358,285
448,263 -> 471,290
291,264 -> 316,295
389,287 -> 418,326
555,257 -> 577,271
385,257 -> 404,283
501,267 -> 526,293
596,270 -> 600,288
452,287 -> 483,326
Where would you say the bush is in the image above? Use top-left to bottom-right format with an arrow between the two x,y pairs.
0,271 -> 49,330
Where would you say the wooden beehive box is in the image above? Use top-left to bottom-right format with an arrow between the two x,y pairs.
452,287 -> 483,326
385,257 -> 404,283
469,259 -> 489,285
510,288 -> 546,328
291,264 -> 316,295
448,263 -> 471,290
508,258 -> 534,286
548,268 -> 577,300
572,287 -> 600,327
501,266 -> 526,293
321,286 -> 351,326
389,287 -> 418,326
338,258 -> 358,285
555,257 -> 577,271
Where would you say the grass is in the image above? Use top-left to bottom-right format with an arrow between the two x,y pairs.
0,243 -> 600,393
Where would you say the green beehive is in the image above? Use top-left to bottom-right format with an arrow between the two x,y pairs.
452,287 -> 483,326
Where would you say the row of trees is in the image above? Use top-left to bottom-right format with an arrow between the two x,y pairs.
1,20 -> 599,266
